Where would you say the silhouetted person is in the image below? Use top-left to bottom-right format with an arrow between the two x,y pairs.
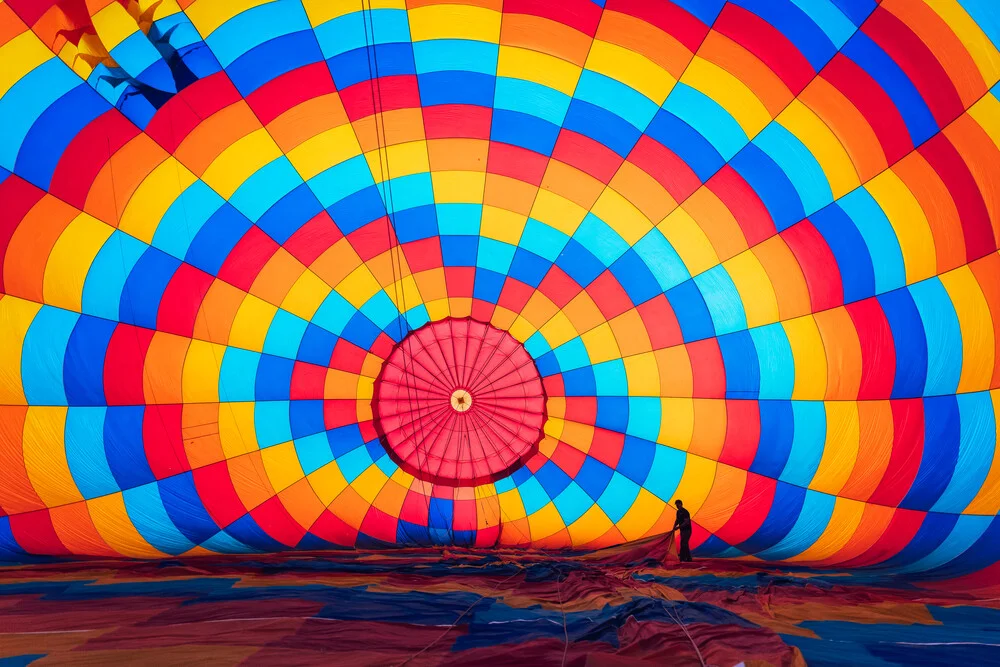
672,499 -> 692,562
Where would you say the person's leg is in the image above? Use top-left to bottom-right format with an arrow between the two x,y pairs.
679,531 -> 692,562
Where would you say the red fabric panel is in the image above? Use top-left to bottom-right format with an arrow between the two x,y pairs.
920,133 -> 997,262
0,176 -> 45,293
719,401 -> 760,470
193,461 -> 247,527
863,8 -> 964,127
869,399 -> 924,507
217,227 -> 279,291
283,212 -> 343,266
146,72 -> 241,153
251,496 -> 307,547
552,130 -> 623,184
847,298 -> 896,400
708,166 -> 776,246
245,62 -> 336,126
144,404 -> 189,479
822,54 -> 912,164
627,136 -> 701,202
104,325 -> 154,406
714,473 -> 777,546
782,220 -> 844,312
715,4 -> 815,92
156,264 -> 213,337
49,111 -> 138,208
505,0 -> 603,36
423,104 -> 492,140
688,338 -> 726,399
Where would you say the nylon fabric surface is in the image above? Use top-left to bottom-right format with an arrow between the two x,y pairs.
0,541 -> 998,666
0,0 -> 999,580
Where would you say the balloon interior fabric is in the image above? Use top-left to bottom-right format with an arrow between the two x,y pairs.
0,0 -> 999,589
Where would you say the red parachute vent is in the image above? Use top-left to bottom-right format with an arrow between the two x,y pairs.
372,318 -> 547,486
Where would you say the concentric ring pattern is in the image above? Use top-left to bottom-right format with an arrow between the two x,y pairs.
373,318 -> 546,487
0,0 -> 999,580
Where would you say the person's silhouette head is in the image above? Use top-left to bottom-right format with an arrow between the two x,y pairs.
675,500 -> 683,509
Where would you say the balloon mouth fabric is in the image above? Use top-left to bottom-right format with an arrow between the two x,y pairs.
371,318 -> 547,487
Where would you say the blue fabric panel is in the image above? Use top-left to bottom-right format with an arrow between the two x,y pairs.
227,31 -> 323,96
901,396 -> 960,511
879,289 -> 928,399
736,481 -> 807,553
717,331 -> 760,399
64,316 -> 116,406
159,472 -> 220,544
751,400 -> 795,478
841,32 -> 938,145
104,406 -> 155,489
15,85 -> 107,189
666,280 -> 716,342
809,203 -> 876,303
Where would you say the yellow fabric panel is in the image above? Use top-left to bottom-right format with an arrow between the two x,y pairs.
543,417 -> 565,442
22,407 -> 81,507
723,251 -> 779,328
88,493 -> 166,558
201,129 -> 281,198
261,442 -> 306,494
530,189 -> 587,236
811,402 -> 860,496
682,57 -> 770,137
497,45 -> 581,95
965,390 -> 1000,514
182,340 -> 224,403
408,4 -> 501,42
866,171 -> 936,285
480,205 -> 527,244
498,488 -> 527,521
790,497 -> 866,563
337,265 -> 382,309
527,502 -> 566,541
43,214 -> 114,312
281,270 -> 330,321
308,461 -> 350,507
657,208 -> 720,276
778,100 -> 860,199
580,323 -> 621,365
228,295 -> 277,352
302,0 -> 404,26
615,488 -> 666,541
366,140 -> 429,181
351,464 -> 390,505
538,311 -> 578,349
119,159 -> 196,244
184,0 -> 273,36
91,2 -> 139,50
591,189 -> 652,245
940,266 -> 995,393
586,40 -> 675,105
507,313 -> 538,344
432,171 -> 486,204
218,402 -> 259,458
783,316 -> 828,400
288,124 -> 361,180
0,296 -> 40,405
924,0 -> 1000,86
672,455 -> 715,515
969,94 -> 1000,149
658,399 -> 694,451
0,31 -> 52,99
624,353 -> 660,396
385,274 -> 423,312
567,504 -> 614,545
